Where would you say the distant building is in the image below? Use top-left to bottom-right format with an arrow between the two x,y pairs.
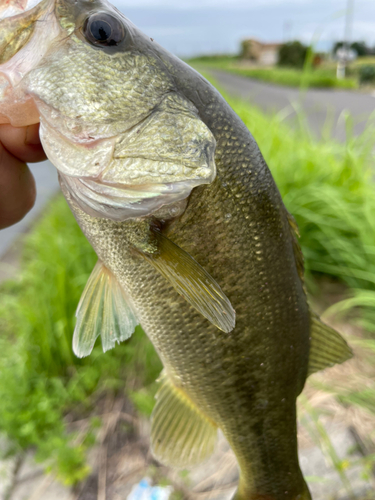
241,38 -> 283,65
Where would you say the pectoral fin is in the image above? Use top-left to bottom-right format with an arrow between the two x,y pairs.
151,374 -> 217,468
73,261 -> 138,358
308,314 -> 353,376
140,228 -> 236,333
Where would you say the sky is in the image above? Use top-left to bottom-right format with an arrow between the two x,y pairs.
108,0 -> 375,57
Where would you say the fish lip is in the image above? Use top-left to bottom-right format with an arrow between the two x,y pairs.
59,173 -> 207,221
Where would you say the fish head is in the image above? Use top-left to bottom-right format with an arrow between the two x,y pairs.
0,0 -> 216,220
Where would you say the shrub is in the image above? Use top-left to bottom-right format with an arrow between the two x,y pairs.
351,41 -> 368,57
278,41 -> 308,68
359,65 -> 375,84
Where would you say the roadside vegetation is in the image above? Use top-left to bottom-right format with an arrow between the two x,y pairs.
0,79 -> 375,496
188,39 -> 375,90
188,55 -> 358,89
0,199 -> 162,485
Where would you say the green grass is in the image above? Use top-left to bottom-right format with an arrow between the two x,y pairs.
0,197 -> 162,484
227,66 -> 357,89
188,56 -> 358,89
353,56 -> 375,68
1,76 -> 375,494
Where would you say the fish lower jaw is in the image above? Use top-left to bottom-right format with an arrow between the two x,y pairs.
59,173 -> 202,222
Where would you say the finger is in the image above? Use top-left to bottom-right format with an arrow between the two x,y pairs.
0,143 -> 36,229
0,123 -> 47,163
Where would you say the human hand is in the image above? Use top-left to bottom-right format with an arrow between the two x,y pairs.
0,123 -> 47,230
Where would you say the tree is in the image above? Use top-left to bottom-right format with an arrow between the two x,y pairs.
278,41 -> 308,68
333,41 -> 369,57
351,42 -> 368,57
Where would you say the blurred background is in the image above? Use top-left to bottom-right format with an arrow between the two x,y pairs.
1,1 -> 375,499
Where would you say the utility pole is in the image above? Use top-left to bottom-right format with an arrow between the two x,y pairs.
337,0 -> 354,79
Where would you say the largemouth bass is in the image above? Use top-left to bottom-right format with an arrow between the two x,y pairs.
0,1 -> 353,498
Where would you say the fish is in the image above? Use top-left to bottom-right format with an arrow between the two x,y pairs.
0,1 -> 353,499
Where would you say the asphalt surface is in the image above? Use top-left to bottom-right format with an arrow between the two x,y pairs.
208,69 -> 375,142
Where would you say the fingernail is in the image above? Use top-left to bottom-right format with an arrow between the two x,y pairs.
25,124 -> 41,145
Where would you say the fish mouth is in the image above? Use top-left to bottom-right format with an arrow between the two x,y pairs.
39,91 -> 217,222
40,110 -> 215,221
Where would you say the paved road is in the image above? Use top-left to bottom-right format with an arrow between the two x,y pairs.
208,69 -> 375,142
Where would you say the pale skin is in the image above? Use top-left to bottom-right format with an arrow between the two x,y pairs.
0,123 -> 46,229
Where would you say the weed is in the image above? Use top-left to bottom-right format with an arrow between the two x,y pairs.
0,198 -> 162,483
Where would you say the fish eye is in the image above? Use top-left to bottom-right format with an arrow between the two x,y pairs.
83,12 -> 125,47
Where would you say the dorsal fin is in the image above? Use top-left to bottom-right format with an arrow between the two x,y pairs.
308,314 -> 353,376
73,261 -> 138,358
151,374 -> 218,468
139,228 -> 236,334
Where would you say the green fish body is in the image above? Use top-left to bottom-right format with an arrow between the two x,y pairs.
0,2 -> 352,498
